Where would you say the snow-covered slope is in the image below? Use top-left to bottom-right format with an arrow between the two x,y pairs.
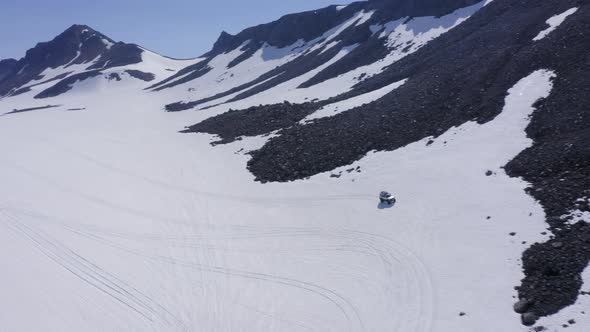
0,64 -> 562,332
160,0 -> 486,112
0,0 -> 589,331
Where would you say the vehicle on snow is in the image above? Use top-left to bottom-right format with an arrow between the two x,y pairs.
379,191 -> 396,205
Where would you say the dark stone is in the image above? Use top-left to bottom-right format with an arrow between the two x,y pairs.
518,223 -> 590,318
486,170 -> 493,176
552,242 -> 563,249
514,299 -> 531,314
108,73 -> 121,81
125,70 -> 155,82
521,312 -> 538,326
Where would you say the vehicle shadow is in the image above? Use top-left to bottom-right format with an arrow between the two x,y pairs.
377,202 -> 395,209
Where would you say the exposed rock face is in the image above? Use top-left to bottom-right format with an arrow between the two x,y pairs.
153,0 -> 483,93
86,43 -> 143,70
148,60 -> 211,92
33,70 -> 103,99
125,70 -> 155,82
369,0 -> 482,18
0,59 -> 18,82
21,25 -> 112,69
208,0 -> 482,56
207,4 -> 364,55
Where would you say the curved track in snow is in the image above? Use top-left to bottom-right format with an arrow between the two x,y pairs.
0,170 -> 434,332
0,131 -> 434,330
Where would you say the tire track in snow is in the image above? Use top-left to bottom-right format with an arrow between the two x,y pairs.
0,139 -> 432,331
0,204 -> 365,332
77,231 -> 366,332
236,302 -> 321,332
37,219 -> 365,332
0,209 -> 189,331
255,227 -> 434,332
1,197 -> 432,331
59,219 -> 433,332
341,229 -> 434,332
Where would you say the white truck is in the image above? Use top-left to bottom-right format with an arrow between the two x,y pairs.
379,191 -> 396,205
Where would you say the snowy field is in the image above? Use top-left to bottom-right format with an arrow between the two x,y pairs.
1,63 -> 586,332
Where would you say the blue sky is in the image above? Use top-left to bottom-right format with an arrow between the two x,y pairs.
0,0 -> 358,60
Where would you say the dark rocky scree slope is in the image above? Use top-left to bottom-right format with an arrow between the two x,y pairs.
0,24 -> 143,99
186,0 -> 590,326
154,0 -> 482,102
182,102 -> 317,144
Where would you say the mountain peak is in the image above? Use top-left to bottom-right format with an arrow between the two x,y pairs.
53,24 -> 114,47
0,24 -> 143,97
64,24 -> 94,33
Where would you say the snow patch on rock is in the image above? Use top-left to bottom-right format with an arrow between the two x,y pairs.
533,7 -> 578,41
303,78 -> 407,121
